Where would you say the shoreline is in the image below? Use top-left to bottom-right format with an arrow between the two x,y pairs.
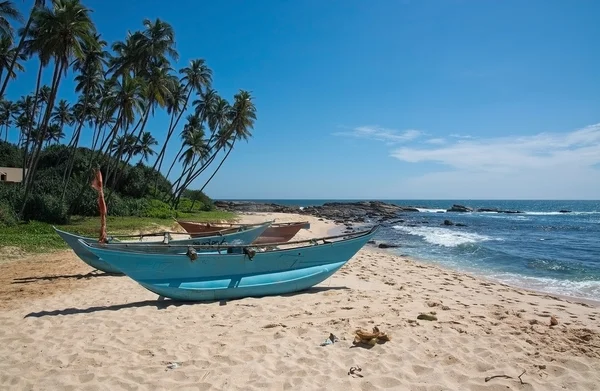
366,245 -> 600,309
1,211 -> 599,390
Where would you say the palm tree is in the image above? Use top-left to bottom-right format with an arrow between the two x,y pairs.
0,98 -> 14,141
59,34 -> 106,200
0,0 -> 43,99
20,0 -> 97,216
0,36 -> 25,82
165,114 -> 200,182
152,58 -> 212,176
0,1 -> 22,42
44,122 -> 64,145
198,90 -> 255,193
136,131 -> 157,161
51,98 -> 71,131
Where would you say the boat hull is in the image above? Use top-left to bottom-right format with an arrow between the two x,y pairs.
53,223 -> 270,274
80,227 -> 377,301
54,229 -> 122,274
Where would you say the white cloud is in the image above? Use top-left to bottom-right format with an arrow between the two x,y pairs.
392,124 -> 600,173
390,123 -> 600,198
333,126 -> 421,144
425,138 -> 446,145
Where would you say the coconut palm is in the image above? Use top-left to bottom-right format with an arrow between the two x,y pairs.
60,33 -> 106,200
44,122 -> 64,145
0,36 -> 25,81
0,98 -> 14,141
0,1 -> 22,43
20,0 -> 97,216
51,99 -> 71,130
197,90 -> 255,193
0,0 -> 44,98
165,113 -> 200,182
136,131 -> 157,162
152,58 -> 212,175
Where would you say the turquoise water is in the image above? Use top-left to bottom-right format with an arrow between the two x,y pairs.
227,199 -> 600,301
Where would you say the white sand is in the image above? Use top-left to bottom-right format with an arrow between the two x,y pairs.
1,212 -> 599,390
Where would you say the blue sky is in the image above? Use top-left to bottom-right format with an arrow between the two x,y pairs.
6,0 -> 600,199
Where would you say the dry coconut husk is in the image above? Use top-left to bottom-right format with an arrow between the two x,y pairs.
353,326 -> 391,346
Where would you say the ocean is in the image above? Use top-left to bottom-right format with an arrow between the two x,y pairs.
226,199 -> 600,302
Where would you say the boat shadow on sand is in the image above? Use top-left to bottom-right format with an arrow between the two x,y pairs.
23,286 -> 350,318
12,271 -> 120,284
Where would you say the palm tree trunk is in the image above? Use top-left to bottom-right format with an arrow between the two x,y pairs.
106,105 -> 151,201
153,88 -> 192,172
21,63 -> 44,181
105,112 -> 145,190
174,145 -> 232,209
199,140 -> 235,193
20,60 -> 64,217
0,4 -> 37,98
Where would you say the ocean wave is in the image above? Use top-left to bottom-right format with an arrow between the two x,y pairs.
485,272 -> 600,301
392,225 -> 496,247
523,211 -> 600,215
415,208 -> 447,213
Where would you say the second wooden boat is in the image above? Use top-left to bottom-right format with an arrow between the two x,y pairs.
177,220 -> 310,244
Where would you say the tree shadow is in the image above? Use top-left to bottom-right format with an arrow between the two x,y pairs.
13,271 -> 120,284
23,286 -> 350,318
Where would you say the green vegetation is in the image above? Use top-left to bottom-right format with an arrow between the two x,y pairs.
0,0 -> 256,229
0,210 -> 235,253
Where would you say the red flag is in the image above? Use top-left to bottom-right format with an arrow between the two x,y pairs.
90,169 -> 108,243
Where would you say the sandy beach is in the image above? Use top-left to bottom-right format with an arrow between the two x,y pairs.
1,212 -> 599,391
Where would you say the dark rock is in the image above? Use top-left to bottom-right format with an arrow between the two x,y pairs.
214,200 -> 427,224
443,219 -> 454,226
559,210 -> 571,213
455,223 -> 467,227
378,243 -> 400,249
501,210 -> 523,214
367,240 -> 376,245
387,219 -> 405,225
446,204 -> 472,213
477,207 -> 499,212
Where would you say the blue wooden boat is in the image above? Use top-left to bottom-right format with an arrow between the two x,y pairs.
78,225 -> 379,301
53,222 -> 272,274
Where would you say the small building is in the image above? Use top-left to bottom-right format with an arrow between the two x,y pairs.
0,167 -> 27,183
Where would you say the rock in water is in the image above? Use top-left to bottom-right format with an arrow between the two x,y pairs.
378,243 -> 400,249
446,204 -> 473,213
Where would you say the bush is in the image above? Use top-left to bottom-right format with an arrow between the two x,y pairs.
0,199 -> 17,227
143,198 -> 176,219
21,193 -> 68,224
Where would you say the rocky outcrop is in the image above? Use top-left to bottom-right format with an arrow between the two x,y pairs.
443,219 -> 454,226
447,204 -> 472,213
215,200 -> 421,224
559,210 -> 571,213
378,243 -> 400,249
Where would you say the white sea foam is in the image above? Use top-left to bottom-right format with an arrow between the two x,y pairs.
392,225 -> 494,247
415,208 -> 447,213
485,272 -> 600,301
523,211 -> 600,215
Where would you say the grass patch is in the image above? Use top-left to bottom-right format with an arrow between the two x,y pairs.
0,210 -> 237,254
